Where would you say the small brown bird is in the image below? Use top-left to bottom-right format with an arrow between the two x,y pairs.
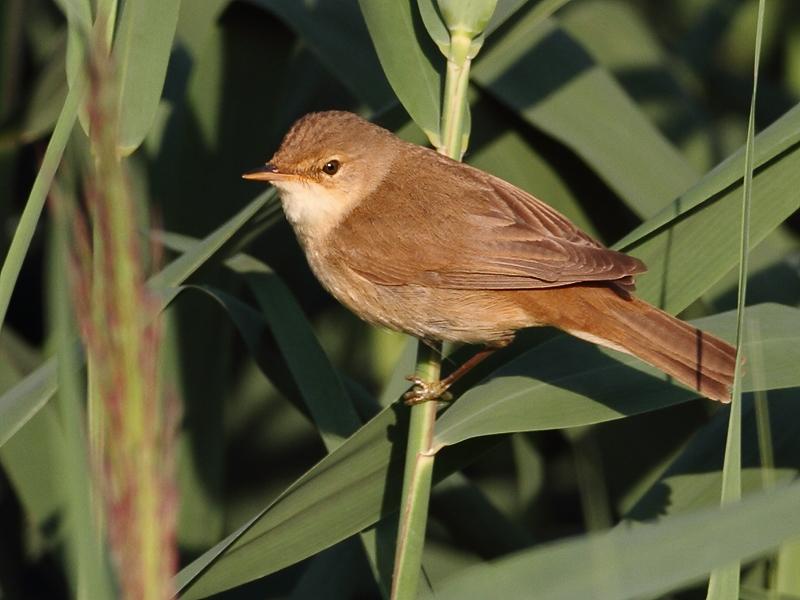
244,111 -> 736,403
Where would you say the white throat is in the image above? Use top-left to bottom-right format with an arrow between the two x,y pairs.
274,180 -> 352,245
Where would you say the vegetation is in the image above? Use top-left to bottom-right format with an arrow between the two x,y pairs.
0,0 -> 799,598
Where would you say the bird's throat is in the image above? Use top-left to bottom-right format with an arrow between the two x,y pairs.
274,180 -> 351,244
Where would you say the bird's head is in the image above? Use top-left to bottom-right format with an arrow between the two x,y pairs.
243,111 -> 399,243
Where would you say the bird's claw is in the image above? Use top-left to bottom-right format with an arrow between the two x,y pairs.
403,375 -> 453,405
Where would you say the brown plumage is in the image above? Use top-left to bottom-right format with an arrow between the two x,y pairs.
243,111 -> 736,403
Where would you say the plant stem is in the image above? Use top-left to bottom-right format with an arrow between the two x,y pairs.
390,343 -> 440,599
440,33 -> 472,159
390,30 -> 473,599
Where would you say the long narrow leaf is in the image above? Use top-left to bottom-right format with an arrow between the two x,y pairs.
0,191 -> 275,448
358,0 -> 442,143
0,73 -> 84,338
707,0 -> 766,595
433,304 -> 800,447
112,0 -> 181,154
472,16 -> 698,219
434,480 -> 800,600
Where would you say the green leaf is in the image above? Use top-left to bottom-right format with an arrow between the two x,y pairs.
175,403 -> 408,599
433,304 -> 800,448
472,15 -> 699,218
434,480 -> 800,600
228,253 -> 361,450
175,404 -> 496,598
615,101 -> 800,253
0,334 -> 65,532
113,0 -> 181,155
56,0 -> 91,90
559,0 -> 712,171
358,0 -> 443,143
0,191 -> 276,449
707,0 -> 764,592
158,232 -> 362,452
485,0 -> 533,35
0,72 -> 84,344
625,388 -> 800,523
0,357 -> 58,447
623,119 -> 800,315
418,0 -> 450,56
21,46 -> 68,142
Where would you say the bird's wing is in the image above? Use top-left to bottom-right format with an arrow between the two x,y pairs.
332,158 -> 646,290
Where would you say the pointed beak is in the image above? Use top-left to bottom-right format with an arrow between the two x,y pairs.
242,163 -> 294,182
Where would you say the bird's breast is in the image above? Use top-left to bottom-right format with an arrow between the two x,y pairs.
301,241 -> 534,345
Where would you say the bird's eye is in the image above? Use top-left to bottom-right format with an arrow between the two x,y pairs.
322,160 -> 340,176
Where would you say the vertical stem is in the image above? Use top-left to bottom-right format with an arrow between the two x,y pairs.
390,31 -> 473,600
390,344 -> 440,599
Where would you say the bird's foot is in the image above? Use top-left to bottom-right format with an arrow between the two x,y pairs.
403,376 -> 454,405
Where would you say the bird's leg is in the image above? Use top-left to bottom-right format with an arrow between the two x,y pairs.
403,346 -> 499,405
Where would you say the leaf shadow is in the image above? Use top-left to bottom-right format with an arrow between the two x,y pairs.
625,388 -> 800,522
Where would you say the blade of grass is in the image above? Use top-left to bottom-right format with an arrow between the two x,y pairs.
0,190 -> 275,448
170,301 -> 799,598
434,480 -> 800,600
472,14 -> 699,219
433,304 -> 800,447
614,101 -> 800,252
707,0 -> 765,596
112,0 -> 180,155
0,71 -> 85,338
158,232 -> 402,593
622,388 -> 800,524
358,0 -> 442,144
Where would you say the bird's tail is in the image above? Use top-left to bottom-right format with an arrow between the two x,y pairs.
568,292 -> 737,402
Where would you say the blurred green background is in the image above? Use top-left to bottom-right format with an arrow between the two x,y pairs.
1,0 -> 799,598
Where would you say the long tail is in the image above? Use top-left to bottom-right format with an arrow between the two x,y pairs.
561,289 -> 737,402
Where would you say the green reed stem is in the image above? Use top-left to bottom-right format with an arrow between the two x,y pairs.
390,344 -> 440,599
390,29 -> 474,600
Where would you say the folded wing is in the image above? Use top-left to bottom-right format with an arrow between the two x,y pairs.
332,155 -> 646,291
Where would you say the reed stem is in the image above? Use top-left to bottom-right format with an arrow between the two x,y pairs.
390,28 -> 474,600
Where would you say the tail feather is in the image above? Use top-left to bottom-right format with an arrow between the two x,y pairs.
570,293 -> 737,402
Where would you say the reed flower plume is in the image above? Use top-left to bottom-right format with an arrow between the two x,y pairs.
59,34 -> 180,600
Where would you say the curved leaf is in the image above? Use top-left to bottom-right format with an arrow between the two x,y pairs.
113,0 -> 181,155
625,388 -> 800,523
472,15 -> 698,218
616,102 -> 800,251
175,398 -> 495,598
358,0 -> 442,143
433,304 -> 800,448
0,191 -> 276,449
435,480 -> 800,600
158,233 -> 361,451
176,403 -> 408,599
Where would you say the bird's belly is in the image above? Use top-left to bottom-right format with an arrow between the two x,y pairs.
306,251 -> 535,344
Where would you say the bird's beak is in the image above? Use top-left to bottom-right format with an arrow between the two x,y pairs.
242,163 -> 294,182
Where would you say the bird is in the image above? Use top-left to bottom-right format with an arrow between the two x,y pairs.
243,110 -> 736,404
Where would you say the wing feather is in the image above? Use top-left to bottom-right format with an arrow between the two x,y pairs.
330,150 -> 646,290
